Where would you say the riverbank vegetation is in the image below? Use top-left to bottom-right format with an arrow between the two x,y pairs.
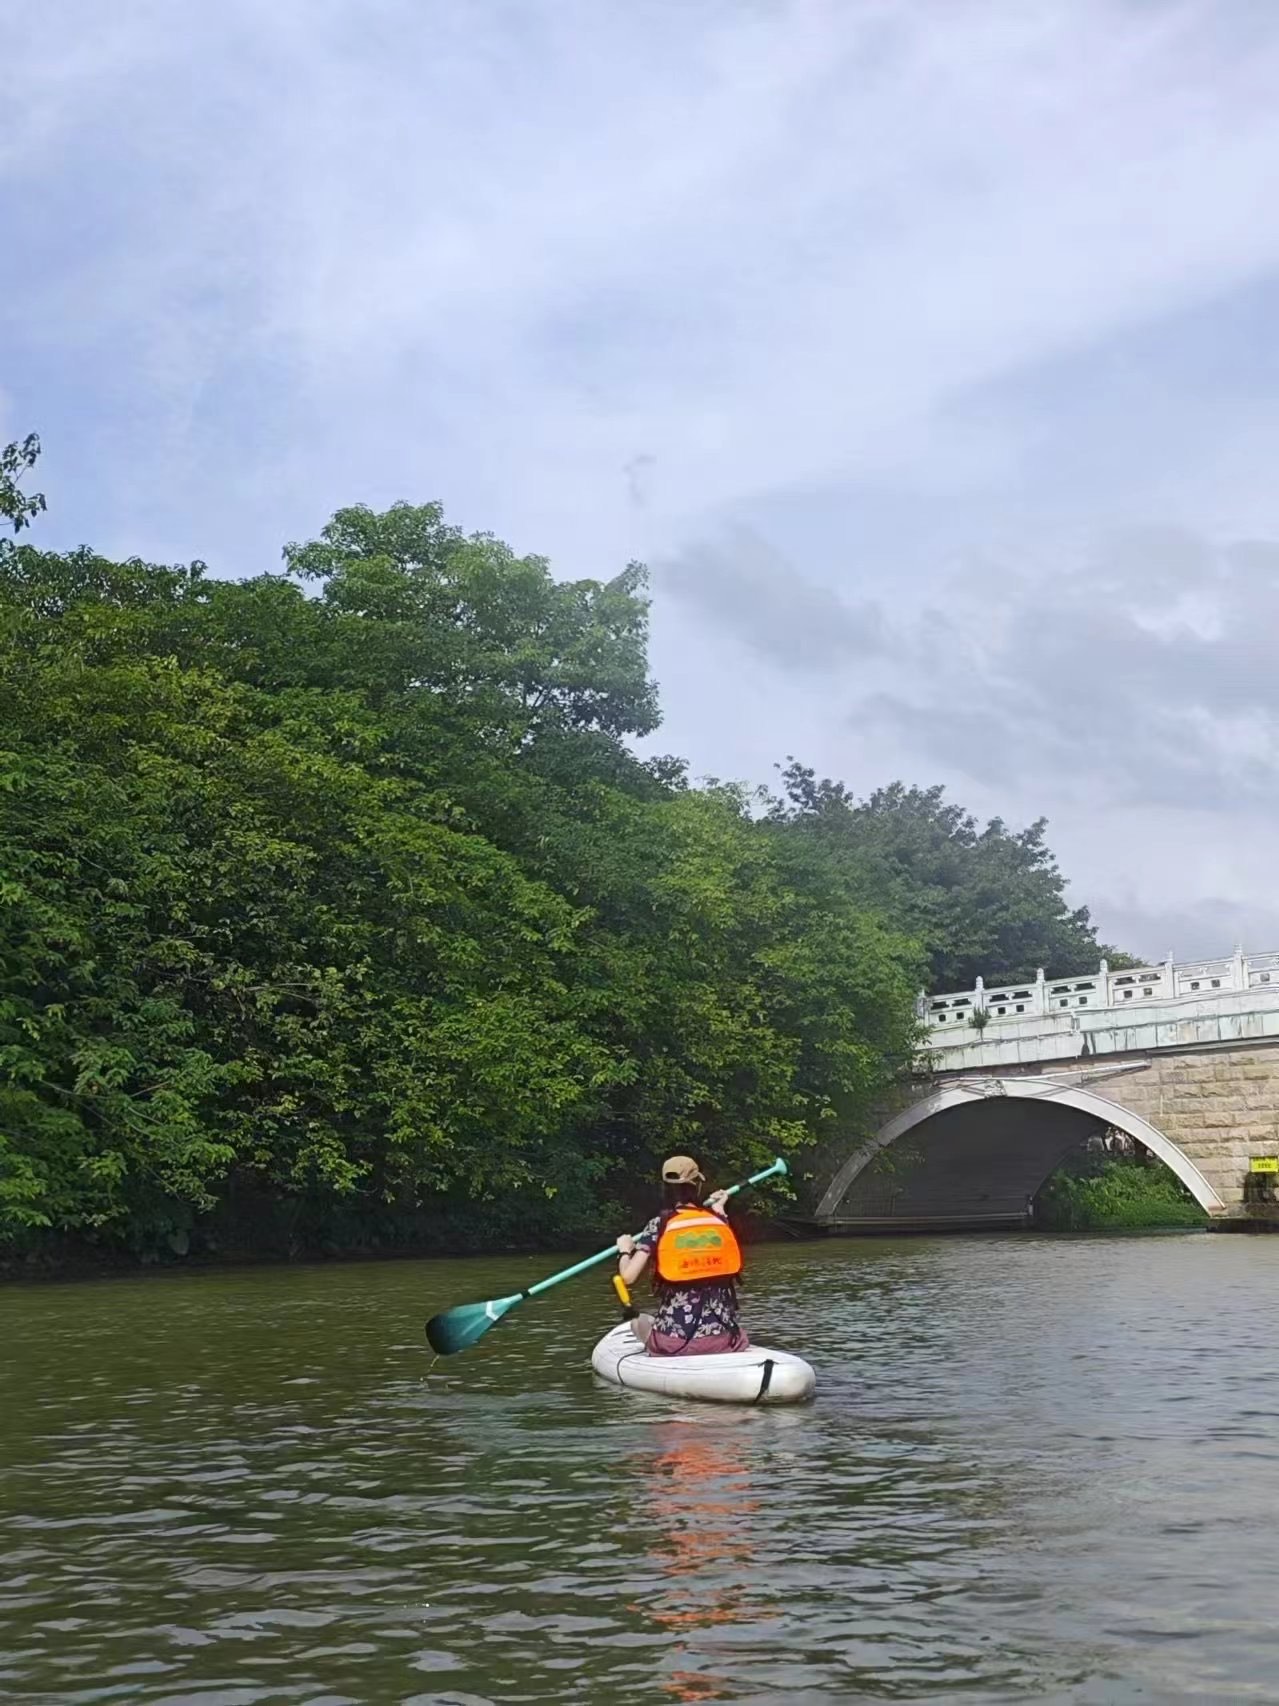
1034,1154 -> 1207,1231
2,436 -> 1118,1263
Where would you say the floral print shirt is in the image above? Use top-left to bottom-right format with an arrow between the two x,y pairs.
636,1212 -> 742,1345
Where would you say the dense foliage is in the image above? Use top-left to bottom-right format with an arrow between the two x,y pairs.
768,763 -> 1120,990
1,438 -> 1115,1259
1034,1156 -> 1207,1232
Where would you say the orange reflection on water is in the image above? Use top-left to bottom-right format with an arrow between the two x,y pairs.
629,1421 -> 761,1701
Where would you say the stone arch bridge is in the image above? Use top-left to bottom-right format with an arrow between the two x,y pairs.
812,949 -> 1279,1232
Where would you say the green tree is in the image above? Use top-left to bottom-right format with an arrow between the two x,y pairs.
282,501 -> 659,743
771,763 -> 1121,990
1,458 -> 1118,1263
531,782 -> 923,1199
0,537 -> 626,1248
0,436 -> 45,542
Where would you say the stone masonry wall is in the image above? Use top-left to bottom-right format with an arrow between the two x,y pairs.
1096,1045 -> 1279,1211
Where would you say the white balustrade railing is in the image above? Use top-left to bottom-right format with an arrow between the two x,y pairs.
921,947 -> 1276,1033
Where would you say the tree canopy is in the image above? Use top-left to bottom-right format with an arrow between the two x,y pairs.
0,440 -> 1118,1260
769,762 -> 1120,991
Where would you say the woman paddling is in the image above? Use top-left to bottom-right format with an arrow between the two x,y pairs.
615,1155 -> 750,1356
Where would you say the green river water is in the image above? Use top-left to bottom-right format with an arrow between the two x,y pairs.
2,1233 -> 1277,1704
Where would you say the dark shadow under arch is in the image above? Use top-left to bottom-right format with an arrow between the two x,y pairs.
815,1078 -> 1224,1225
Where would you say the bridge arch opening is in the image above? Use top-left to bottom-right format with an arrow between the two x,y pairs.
815,1078 -> 1224,1229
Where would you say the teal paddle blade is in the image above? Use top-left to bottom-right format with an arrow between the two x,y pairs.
425,1292 -> 522,1356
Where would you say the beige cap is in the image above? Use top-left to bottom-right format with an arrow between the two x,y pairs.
661,1154 -> 705,1185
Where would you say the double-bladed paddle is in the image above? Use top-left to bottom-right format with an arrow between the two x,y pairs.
424,1156 -> 788,1356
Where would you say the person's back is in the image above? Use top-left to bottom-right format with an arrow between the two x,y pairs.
615,1156 -> 749,1356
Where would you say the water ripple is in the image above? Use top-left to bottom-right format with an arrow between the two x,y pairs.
2,1235 -> 1278,1701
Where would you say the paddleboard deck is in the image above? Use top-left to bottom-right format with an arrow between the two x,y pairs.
590,1322 -> 816,1405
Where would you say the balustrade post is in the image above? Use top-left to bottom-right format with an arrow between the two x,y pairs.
1099,958 -> 1110,1005
1233,944 -> 1247,991
1034,967 -> 1046,1017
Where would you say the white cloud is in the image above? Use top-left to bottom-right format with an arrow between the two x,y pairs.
5,0 -> 1279,959
9,3 -> 1279,541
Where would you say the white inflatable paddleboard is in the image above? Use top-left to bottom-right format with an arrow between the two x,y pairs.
590,1323 -> 816,1405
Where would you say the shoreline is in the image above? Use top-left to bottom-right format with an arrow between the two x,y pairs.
0,1213 -> 1208,1284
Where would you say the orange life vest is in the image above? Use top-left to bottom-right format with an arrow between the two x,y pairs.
654,1206 -> 742,1285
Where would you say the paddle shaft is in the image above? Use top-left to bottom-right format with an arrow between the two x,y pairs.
612,1273 -> 638,1320
523,1156 -> 787,1300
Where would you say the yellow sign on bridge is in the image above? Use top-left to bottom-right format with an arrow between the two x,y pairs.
1248,1156 -> 1279,1174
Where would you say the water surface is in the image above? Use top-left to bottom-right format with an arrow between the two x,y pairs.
3,1234 -> 1278,1703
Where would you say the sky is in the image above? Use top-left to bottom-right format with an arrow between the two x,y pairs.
5,0 -> 1279,973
